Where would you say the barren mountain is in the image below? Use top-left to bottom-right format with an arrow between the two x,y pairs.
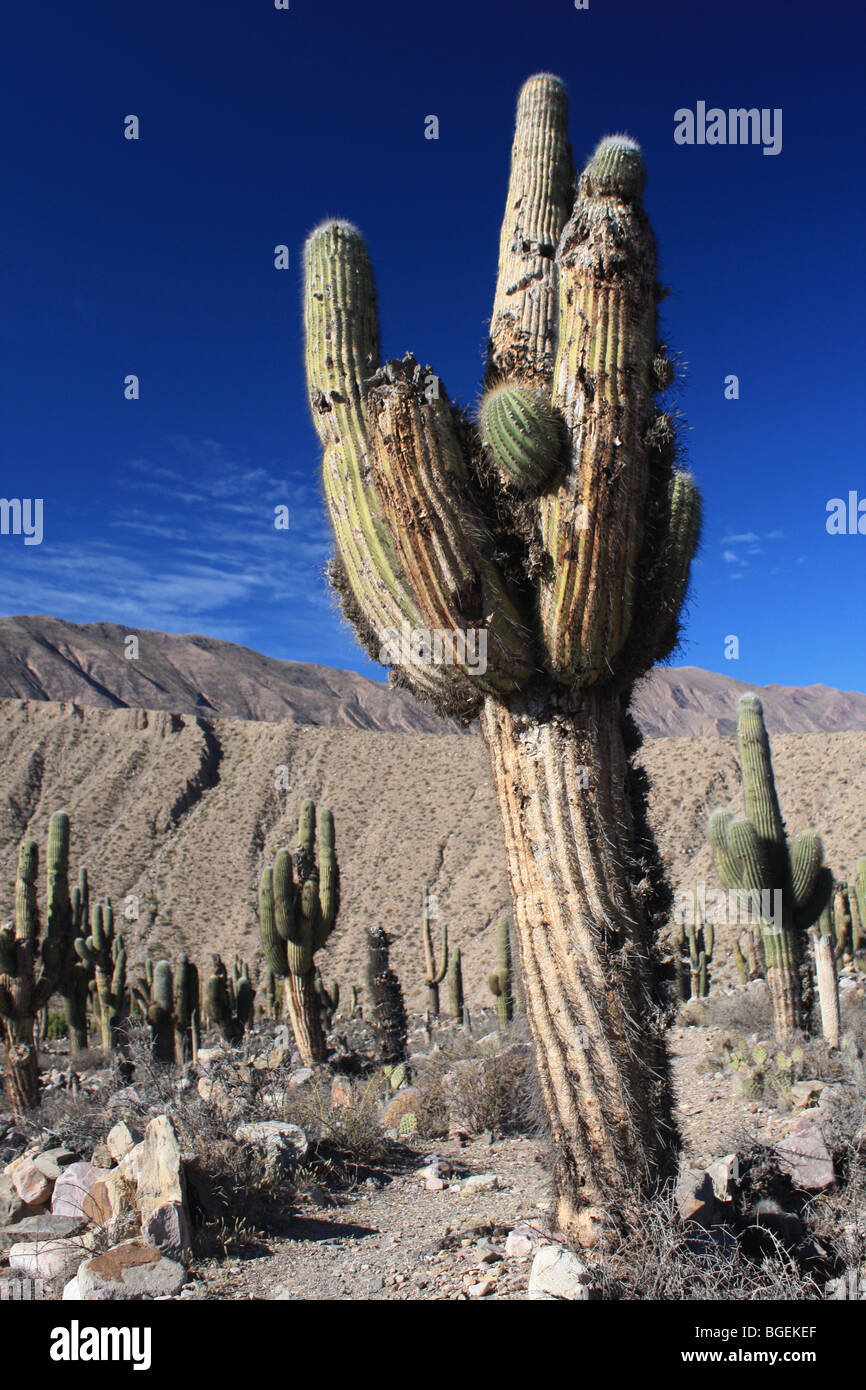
1,697 -> 864,1010
1,614 -> 865,739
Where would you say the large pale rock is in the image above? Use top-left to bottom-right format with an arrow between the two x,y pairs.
76,1239 -> 185,1299
775,1118 -> 835,1191
706,1154 -> 740,1203
106,1122 -> 142,1164
83,1167 -> 138,1225
528,1245 -> 593,1300
9,1238 -> 85,1282
0,1212 -> 86,1251
459,1174 -> 503,1196
51,1162 -> 112,1219
12,1158 -> 53,1207
136,1116 -> 191,1257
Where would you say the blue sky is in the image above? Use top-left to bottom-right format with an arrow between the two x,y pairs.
1,0 -> 863,691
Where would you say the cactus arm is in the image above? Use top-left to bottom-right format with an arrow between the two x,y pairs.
736,694 -> 786,854
487,73 -> 573,387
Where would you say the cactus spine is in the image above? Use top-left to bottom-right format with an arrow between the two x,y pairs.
259,798 -> 339,1065
420,889 -> 448,1015
303,75 -> 702,1236
708,694 -> 832,1041
487,917 -> 514,1027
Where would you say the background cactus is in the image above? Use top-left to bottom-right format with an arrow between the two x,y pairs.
303,74 -> 701,1237
60,866 -> 93,1053
174,953 -> 200,1062
76,897 -> 128,1050
313,968 -> 339,1032
259,798 -> 339,1065
487,917 -> 514,1028
673,917 -> 714,1000
708,694 -> 832,1040
0,813 -> 75,1115
420,889 -> 448,1015
448,946 -> 464,1021
206,953 -> 253,1046
133,958 -> 176,1064
365,926 -> 407,1065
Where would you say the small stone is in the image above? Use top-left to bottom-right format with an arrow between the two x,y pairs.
706,1154 -> 740,1203
505,1230 -> 534,1259
789,1080 -> 826,1110
195,1047 -> 225,1073
12,1159 -> 53,1207
467,1278 -> 495,1297
675,1167 -> 716,1228
32,1148 -> 76,1181
459,1174 -> 503,1196
425,1177 -> 446,1192
91,1143 -> 113,1170
288,1067 -> 314,1090
234,1121 -> 310,1169
76,1238 -> 186,1300
528,1244 -> 593,1300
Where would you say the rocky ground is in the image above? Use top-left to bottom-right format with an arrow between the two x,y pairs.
2,981 -> 865,1301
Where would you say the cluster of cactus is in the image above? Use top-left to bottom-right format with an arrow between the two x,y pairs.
673,917 -> 714,1000
0,814 -> 75,1114
76,897 -> 128,1050
259,798 -> 340,1065
205,953 -> 253,1047
133,952 -> 201,1064
708,694 -> 832,1040
365,925 -> 407,1065
818,868 -> 866,962
420,889 -> 448,1016
723,1040 -> 807,1101
261,965 -> 284,1021
487,917 -> 514,1029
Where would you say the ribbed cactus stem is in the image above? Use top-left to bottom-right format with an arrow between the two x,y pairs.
448,947 -> 464,1021
421,889 -> 448,1016
707,695 -> 831,1040
487,917 -> 514,1027
258,798 -> 339,1065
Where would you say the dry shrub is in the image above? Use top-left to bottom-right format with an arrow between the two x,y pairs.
282,1074 -> 392,1177
411,1039 -> 532,1138
594,1188 -> 823,1300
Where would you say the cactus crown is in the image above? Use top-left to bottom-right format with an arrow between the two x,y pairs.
302,73 -> 701,719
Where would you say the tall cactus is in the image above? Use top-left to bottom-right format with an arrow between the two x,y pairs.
76,898 -> 128,1050
175,953 -> 200,1062
448,946 -> 464,1021
420,889 -> 447,1015
303,74 -> 700,1238
487,917 -> 514,1028
673,917 -> 714,1000
0,814 -> 76,1114
365,926 -> 407,1065
259,798 -> 339,1065
708,694 -> 832,1040
133,958 -> 176,1064
850,859 -> 866,957
60,867 -> 92,1053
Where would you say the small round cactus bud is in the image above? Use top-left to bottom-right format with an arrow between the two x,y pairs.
583,134 -> 645,199
478,382 -> 562,492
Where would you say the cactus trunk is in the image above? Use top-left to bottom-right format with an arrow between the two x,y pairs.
481,697 -> 675,1231
284,971 -> 326,1065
